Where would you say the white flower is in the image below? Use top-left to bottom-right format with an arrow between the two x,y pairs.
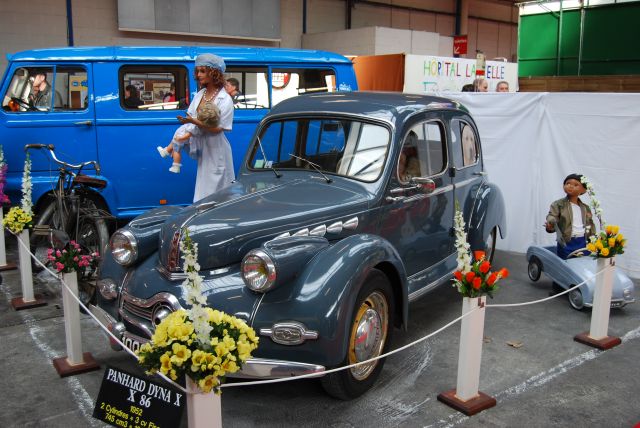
179,229 -> 211,347
454,205 -> 471,272
580,175 -> 605,228
21,154 -> 33,215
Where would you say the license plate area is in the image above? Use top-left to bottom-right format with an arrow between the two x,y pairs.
122,332 -> 149,353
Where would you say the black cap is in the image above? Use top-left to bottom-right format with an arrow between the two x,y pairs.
563,173 -> 584,185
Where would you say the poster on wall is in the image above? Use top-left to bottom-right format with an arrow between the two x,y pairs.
130,79 -> 145,92
403,55 -> 519,93
153,83 -> 172,102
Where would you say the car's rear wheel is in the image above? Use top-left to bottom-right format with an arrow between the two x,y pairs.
568,287 -> 584,311
321,268 -> 394,400
527,256 -> 542,282
483,227 -> 497,264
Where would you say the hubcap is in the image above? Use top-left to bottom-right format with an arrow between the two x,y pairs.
348,291 -> 389,380
528,262 -> 539,280
569,288 -> 583,309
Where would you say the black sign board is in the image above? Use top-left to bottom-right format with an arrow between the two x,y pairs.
93,365 -> 184,428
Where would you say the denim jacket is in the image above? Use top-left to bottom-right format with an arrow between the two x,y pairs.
546,197 -> 596,246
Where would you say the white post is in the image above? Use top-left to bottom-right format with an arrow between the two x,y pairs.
18,229 -> 34,302
456,296 -> 486,401
61,271 -> 84,365
0,206 -> 7,266
186,377 -> 222,428
589,257 -> 615,340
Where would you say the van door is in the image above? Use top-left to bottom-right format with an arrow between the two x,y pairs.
1,63 -> 97,207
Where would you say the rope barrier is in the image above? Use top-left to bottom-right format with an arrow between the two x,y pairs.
5,230 -> 622,391
9,229 -> 188,394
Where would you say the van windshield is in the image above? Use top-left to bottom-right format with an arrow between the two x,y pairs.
249,117 -> 390,182
2,66 -> 87,112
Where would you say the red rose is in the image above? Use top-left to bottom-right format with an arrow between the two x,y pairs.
454,271 -> 463,280
486,272 -> 498,286
472,277 -> 482,289
474,250 -> 486,261
499,268 -> 509,279
479,261 -> 491,274
465,272 -> 476,283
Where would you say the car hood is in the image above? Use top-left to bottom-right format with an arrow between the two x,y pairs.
158,177 -> 369,270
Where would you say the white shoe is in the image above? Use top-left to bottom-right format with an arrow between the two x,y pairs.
157,146 -> 169,158
169,163 -> 181,173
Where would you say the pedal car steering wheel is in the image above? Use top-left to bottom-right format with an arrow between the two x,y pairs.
566,247 -> 589,259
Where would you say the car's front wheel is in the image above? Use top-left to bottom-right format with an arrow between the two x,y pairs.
568,286 -> 584,311
321,268 -> 395,400
527,256 -> 542,281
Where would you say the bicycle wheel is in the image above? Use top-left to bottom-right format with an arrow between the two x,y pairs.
30,196 -> 70,271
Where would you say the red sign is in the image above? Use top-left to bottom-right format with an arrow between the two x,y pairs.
453,35 -> 468,56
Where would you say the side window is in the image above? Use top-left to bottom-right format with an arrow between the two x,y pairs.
225,68 -> 269,109
451,120 -> 478,167
270,68 -> 336,107
119,66 -> 189,110
2,66 -> 87,112
399,121 -> 446,182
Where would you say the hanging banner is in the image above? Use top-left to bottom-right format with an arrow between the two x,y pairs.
403,54 -> 519,93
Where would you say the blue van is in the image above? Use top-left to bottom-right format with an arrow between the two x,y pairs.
0,46 -> 357,219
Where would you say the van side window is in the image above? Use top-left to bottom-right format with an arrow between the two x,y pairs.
224,67 -> 269,109
2,66 -> 86,112
271,68 -> 336,106
119,66 -> 189,110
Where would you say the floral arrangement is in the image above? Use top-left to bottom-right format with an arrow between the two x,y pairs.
137,230 -> 259,393
3,154 -> 33,233
452,205 -> 508,298
580,176 -> 627,259
46,240 -> 99,274
0,145 -> 10,205
586,224 -> 626,258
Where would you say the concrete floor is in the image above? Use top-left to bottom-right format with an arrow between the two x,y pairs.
0,248 -> 638,428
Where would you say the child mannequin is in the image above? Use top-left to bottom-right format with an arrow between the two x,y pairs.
157,101 -> 220,173
545,173 -> 596,259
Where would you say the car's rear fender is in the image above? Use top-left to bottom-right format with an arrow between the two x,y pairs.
467,182 -> 507,250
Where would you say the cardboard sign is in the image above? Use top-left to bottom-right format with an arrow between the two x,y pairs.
93,365 -> 184,428
453,35 -> 468,55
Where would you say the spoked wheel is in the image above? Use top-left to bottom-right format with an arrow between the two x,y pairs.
568,287 -> 584,311
321,269 -> 395,400
31,196 -> 109,305
527,256 -> 542,282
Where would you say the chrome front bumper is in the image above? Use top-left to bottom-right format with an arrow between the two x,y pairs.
87,304 -> 327,379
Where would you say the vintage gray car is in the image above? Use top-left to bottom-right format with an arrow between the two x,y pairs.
92,92 -> 506,399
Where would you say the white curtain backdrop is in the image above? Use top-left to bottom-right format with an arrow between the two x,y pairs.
443,92 -> 640,278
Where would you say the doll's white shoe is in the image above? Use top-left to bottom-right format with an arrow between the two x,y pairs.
157,146 -> 169,158
169,163 -> 181,173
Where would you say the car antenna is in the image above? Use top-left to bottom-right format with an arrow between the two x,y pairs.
289,153 -> 332,183
256,136 -> 281,178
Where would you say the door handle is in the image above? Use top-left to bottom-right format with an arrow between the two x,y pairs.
74,120 -> 93,126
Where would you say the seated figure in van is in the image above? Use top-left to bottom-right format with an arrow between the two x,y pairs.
157,101 -> 220,173
28,72 -> 63,110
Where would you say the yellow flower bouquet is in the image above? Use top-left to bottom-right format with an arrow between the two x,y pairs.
3,206 -> 33,234
586,224 -> 626,258
137,231 -> 259,393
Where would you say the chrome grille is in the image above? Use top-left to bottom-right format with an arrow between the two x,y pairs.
120,291 -> 183,325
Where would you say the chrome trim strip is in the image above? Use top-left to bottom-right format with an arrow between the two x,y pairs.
157,262 -> 187,281
454,177 -> 478,189
227,358 -> 325,379
408,268 -> 456,302
119,292 -> 183,337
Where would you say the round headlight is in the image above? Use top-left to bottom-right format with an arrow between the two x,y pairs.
241,249 -> 276,292
110,230 -> 138,266
97,278 -> 118,300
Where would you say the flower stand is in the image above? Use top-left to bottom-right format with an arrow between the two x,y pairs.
574,257 -> 622,350
52,270 -> 100,377
186,377 -> 222,428
438,296 -> 496,416
10,229 -> 46,310
0,207 -> 17,271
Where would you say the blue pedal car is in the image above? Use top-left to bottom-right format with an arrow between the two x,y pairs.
526,245 -> 635,310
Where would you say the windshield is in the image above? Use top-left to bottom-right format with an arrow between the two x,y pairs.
248,117 -> 391,182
